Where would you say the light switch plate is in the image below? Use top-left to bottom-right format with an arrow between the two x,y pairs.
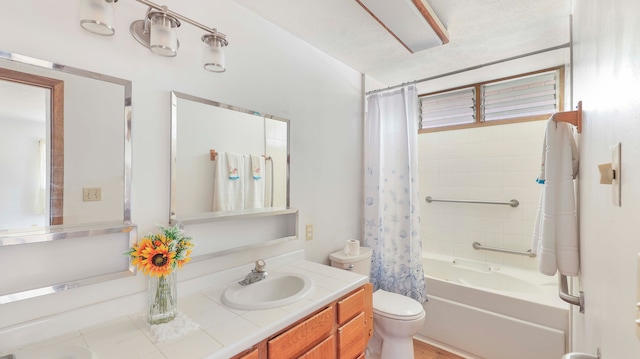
611,143 -> 621,206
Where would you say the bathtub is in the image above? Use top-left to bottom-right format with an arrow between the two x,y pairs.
416,253 -> 569,359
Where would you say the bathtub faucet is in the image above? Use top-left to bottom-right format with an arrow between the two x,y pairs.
239,259 -> 268,286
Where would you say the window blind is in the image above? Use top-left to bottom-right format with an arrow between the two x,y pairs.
481,71 -> 558,122
420,87 -> 475,129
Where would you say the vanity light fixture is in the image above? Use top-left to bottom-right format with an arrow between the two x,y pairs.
202,32 -> 228,72
79,0 -> 229,71
79,0 -> 118,36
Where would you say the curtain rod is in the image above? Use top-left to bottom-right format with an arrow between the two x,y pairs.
366,42 -> 571,95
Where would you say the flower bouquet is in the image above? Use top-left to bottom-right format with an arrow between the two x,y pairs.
125,224 -> 193,324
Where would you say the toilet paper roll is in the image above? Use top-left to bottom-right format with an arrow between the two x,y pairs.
344,239 -> 360,256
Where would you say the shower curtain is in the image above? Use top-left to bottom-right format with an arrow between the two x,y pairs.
364,85 -> 426,303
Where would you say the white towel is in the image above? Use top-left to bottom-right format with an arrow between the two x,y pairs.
532,118 -> 580,276
536,120 -> 579,183
251,155 -> 263,179
213,151 -> 244,211
244,155 -> 266,209
226,152 -> 241,180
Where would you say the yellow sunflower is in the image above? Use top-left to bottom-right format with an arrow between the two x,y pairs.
125,224 -> 193,277
141,242 -> 174,277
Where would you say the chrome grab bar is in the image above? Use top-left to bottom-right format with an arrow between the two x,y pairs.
559,274 -> 584,313
472,241 -> 536,258
425,196 -> 519,208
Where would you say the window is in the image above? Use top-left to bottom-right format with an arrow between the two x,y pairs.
420,87 -> 475,129
419,67 -> 564,132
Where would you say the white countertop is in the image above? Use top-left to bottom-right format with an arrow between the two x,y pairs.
6,259 -> 368,359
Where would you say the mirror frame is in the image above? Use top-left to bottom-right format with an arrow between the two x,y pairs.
169,91 -> 291,225
0,50 -> 136,304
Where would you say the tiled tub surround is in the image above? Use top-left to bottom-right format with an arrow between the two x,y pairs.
419,120 -> 547,270
1,251 -> 369,359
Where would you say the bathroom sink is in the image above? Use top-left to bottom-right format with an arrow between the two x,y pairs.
222,272 -> 313,310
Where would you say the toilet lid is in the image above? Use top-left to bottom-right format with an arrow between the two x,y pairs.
372,289 -> 425,320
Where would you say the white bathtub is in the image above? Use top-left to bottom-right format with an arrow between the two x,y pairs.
417,253 -> 569,359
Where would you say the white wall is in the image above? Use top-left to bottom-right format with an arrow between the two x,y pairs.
0,0 -> 363,350
571,0 -> 640,357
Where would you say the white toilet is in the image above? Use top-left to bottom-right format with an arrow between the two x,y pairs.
330,247 -> 426,359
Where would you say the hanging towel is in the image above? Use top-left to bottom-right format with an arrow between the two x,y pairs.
251,155 -> 263,179
213,151 -> 244,211
244,154 -> 266,209
536,121 -> 579,183
226,152 -> 241,180
532,118 -> 580,276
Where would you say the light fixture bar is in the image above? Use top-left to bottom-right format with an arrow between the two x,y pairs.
134,0 -> 226,38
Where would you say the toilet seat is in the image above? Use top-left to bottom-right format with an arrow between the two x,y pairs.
372,289 -> 425,321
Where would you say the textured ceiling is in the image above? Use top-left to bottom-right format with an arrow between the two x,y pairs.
232,0 -> 572,86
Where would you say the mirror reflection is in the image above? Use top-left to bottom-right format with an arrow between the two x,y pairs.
0,51 -> 132,233
170,91 -> 290,222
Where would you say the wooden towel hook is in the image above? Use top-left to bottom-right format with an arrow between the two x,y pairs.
553,101 -> 582,134
210,149 -> 217,161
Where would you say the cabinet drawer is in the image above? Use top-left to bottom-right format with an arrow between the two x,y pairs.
337,288 -> 364,325
299,335 -> 336,359
268,306 -> 335,359
338,312 -> 366,359
235,348 -> 259,359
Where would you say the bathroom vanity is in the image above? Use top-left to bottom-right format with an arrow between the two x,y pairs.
232,283 -> 373,359
1,254 -> 373,359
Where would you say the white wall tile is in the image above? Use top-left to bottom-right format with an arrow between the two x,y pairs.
419,122 -> 546,270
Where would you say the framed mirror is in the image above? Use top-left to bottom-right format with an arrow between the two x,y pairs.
0,50 -> 132,235
170,91 -> 290,225
0,51 -> 135,303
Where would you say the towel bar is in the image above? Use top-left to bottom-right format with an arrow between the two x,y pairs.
559,274 -> 584,313
425,196 -> 519,207
552,101 -> 583,133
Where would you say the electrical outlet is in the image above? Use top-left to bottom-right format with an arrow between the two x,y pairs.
305,224 -> 313,240
83,187 -> 102,202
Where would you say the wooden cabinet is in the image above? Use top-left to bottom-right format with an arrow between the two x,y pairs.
300,335 -> 336,359
235,283 -> 373,359
338,312 -> 366,359
232,347 -> 259,359
268,306 -> 335,358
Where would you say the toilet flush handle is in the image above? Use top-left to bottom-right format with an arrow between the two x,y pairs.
347,264 -> 354,270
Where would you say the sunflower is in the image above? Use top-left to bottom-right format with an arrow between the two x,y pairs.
125,225 -> 193,278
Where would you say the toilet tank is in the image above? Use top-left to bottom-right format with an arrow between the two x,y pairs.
329,246 -> 372,277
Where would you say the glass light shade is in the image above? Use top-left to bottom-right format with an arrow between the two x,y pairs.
79,0 -> 116,36
202,35 -> 227,73
150,13 -> 179,57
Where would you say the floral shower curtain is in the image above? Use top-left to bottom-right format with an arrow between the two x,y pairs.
364,85 -> 426,303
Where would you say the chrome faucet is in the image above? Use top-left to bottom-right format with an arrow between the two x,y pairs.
238,259 -> 268,286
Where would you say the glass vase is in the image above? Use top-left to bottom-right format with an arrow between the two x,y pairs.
147,271 -> 178,325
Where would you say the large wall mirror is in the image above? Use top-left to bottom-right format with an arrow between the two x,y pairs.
0,50 -> 132,236
170,91 -> 290,225
0,51 -> 135,303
